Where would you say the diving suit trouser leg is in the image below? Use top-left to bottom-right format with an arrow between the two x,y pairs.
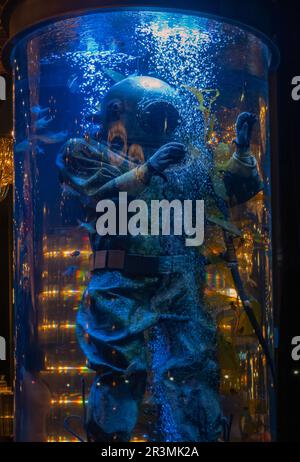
78,270 -> 222,442
86,372 -> 147,442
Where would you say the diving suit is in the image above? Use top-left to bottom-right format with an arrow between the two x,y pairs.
57,76 -> 262,442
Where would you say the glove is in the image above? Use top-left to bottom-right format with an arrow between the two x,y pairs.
234,112 -> 257,149
147,142 -> 186,179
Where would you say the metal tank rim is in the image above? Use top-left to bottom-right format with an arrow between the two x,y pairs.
1,1 -> 280,71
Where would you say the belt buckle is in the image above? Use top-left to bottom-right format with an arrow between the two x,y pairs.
89,253 -> 94,272
94,250 -> 108,269
107,250 -> 125,270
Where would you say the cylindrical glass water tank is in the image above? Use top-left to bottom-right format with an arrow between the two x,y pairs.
5,7 -> 278,442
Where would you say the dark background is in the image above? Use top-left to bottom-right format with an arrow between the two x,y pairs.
271,0 -> 300,443
0,0 -> 300,442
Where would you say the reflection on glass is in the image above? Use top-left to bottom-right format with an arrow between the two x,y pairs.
12,10 -> 274,442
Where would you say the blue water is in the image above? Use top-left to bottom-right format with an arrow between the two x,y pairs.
12,10 -> 273,442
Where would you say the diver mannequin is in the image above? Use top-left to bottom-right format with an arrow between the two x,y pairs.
57,76 -> 262,442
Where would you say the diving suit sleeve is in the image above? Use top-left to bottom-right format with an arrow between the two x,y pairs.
94,141 -> 187,199
57,139 -> 185,202
56,138 -> 144,202
90,163 -> 153,199
222,148 -> 263,206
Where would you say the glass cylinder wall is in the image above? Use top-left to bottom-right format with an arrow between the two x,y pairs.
11,9 -> 274,442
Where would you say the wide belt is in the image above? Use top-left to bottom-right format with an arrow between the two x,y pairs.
89,250 -> 192,276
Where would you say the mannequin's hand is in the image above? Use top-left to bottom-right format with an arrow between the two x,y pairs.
235,112 -> 257,148
147,142 -> 186,175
